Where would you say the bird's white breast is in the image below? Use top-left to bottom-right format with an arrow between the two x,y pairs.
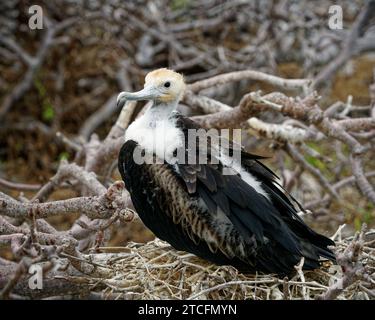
125,114 -> 184,162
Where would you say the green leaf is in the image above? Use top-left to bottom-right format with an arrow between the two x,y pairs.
305,155 -> 326,170
359,204 -> 374,225
171,0 -> 189,11
58,152 -> 69,161
34,77 -> 46,97
42,102 -> 54,121
354,217 -> 362,231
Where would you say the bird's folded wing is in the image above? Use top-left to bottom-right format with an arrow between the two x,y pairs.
171,114 -> 335,269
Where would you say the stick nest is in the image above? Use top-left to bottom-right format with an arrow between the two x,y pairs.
73,227 -> 375,300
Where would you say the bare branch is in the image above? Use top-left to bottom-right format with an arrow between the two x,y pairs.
317,225 -> 370,300
188,70 -> 311,92
0,181 -> 130,220
0,178 -> 41,192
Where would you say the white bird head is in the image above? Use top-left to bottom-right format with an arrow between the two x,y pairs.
117,68 -> 186,107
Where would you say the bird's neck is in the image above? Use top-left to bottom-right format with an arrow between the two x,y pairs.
144,100 -> 178,127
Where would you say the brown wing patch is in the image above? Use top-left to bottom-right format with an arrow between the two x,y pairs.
145,163 -> 255,262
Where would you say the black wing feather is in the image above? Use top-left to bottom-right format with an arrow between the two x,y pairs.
174,113 -> 335,271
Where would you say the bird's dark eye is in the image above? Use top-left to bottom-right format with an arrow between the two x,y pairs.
164,81 -> 171,88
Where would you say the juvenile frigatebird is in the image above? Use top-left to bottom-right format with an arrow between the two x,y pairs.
117,68 -> 335,274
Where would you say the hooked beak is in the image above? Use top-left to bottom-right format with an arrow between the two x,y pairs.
117,86 -> 158,108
